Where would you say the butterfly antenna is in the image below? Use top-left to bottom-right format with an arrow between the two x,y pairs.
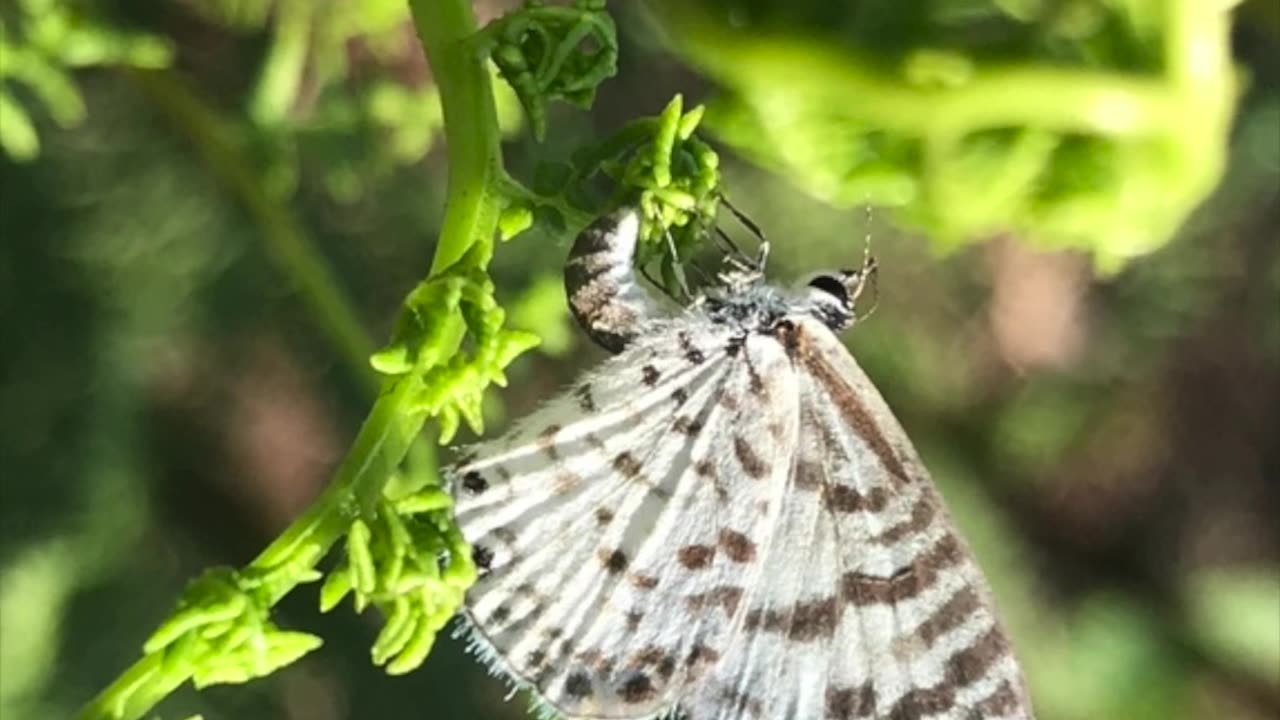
853,202 -> 880,321
664,228 -> 693,301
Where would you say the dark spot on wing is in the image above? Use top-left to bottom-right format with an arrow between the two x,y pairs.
600,548 -> 628,573
886,686 -> 953,720
625,610 -> 644,631
775,319 -> 800,356
613,452 -> 642,477
677,544 -> 715,569
461,471 -> 488,495
823,484 -> 889,514
685,586 -> 744,616
877,491 -> 938,544
826,683 -> 877,718
575,384 -> 596,412
916,585 -> 982,645
787,596 -> 840,641
564,671 -> 593,699
472,544 -> 494,572
641,364 -> 661,386
489,604 -> 511,624
840,533 -> 965,606
679,331 -> 706,364
718,529 -> 757,562
630,573 -> 659,590
686,643 -> 720,668
538,424 -> 562,460
743,596 -> 840,642
733,435 -> 767,478
944,625 -> 1009,686
673,416 -> 703,435
794,459 -> 824,490
976,681 -> 1022,715
619,672 -> 656,703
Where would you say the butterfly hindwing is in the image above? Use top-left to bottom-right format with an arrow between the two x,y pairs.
678,317 -> 1031,720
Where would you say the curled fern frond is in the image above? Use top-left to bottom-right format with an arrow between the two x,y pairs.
135,568 -> 323,698
320,492 -> 473,674
650,0 -> 1242,269
371,253 -> 541,444
478,0 -> 618,140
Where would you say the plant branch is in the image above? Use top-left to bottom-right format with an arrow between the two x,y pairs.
80,1 -> 513,715
410,0 -> 504,275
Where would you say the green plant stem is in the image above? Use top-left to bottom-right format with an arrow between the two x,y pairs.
250,0 -> 312,123
128,68 -> 377,385
78,374 -> 430,720
81,1 -> 505,715
78,655 -> 175,720
409,0 -> 504,275
657,18 -> 1180,139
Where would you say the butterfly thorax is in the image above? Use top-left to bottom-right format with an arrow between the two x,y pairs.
701,283 -> 793,336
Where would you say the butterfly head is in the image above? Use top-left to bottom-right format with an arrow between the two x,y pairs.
794,260 -> 878,331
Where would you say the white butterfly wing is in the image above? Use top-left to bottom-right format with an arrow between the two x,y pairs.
452,321 -> 802,719
680,317 -> 1034,720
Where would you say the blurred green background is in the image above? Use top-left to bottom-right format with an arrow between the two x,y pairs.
1,1 -> 1277,719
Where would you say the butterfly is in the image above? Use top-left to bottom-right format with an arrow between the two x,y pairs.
447,208 -> 1035,719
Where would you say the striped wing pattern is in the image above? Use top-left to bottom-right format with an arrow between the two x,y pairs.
453,322 -> 802,719
682,318 -> 1032,719
450,207 -> 1034,719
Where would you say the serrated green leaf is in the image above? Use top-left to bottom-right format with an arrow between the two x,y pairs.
347,520 -> 377,595
319,567 -> 353,612
371,597 -> 415,665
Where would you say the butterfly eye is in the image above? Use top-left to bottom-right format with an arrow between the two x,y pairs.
807,274 -> 851,307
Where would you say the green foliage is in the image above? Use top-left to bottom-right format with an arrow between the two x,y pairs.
650,0 -> 1241,269
505,94 -> 722,288
188,0 -> 523,203
479,0 -> 619,141
505,274 -> 578,357
142,569 -> 323,690
75,1 -> 729,717
1187,568 -> 1280,683
370,260 -> 541,445
0,0 -> 172,160
319,491 -> 472,675
26,0 -> 1259,718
